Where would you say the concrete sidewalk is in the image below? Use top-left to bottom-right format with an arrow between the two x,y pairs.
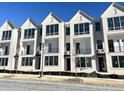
0,73 -> 124,88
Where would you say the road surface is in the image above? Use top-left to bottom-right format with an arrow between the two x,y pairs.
0,78 -> 123,91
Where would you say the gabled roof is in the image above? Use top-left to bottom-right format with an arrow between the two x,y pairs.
101,2 -> 124,17
69,10 -> 94,22
42,12 -> 63,24
1,20 -> 20,29
21,18 -> 37,28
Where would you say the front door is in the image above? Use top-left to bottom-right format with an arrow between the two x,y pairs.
66,58 -> 71,71
35,57 -> 41,70
98,57 -> 107,72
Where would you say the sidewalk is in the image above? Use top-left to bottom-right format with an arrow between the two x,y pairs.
0,73 -> 124,88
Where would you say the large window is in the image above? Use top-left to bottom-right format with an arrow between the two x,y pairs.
95,22 -> 101,31
0,58 -> 8,66
112,56 -> 124,68
44,56 -> 58,66
75,57 -> 92,67
24,28 -> 35,39
107,16 -> 124,31
74,23 -> 89,35
21,57 -> 33,66
2,30 -> 12,40
46,24 -> 59,36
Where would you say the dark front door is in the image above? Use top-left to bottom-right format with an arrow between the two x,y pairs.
35,57 -> 41,70
26,45 -> 30,54
108,40 -> 114,52
66,58 -> 71,71
98,57 -> 107,72
76,43 -> 80,54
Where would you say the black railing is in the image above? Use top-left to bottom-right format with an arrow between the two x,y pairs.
75,48 -> 91,54
47,48 -> 59,53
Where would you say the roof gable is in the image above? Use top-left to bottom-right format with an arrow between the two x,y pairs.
42,12 -> 63,24
69,10 -> 94,23
101,2 -> 124,17
0,20 -> 19,30
21,18 -> 37,29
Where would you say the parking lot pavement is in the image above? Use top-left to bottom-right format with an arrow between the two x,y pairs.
0,78 -> 124,91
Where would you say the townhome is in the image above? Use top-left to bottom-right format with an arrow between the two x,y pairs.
41,12 -> 65,72
17,18 -> 42,72
69,10 -> 96,74
101,3 -> 124,75
0,20 -> 20,70
0,2 -> 123,78
94,20 -> 107,74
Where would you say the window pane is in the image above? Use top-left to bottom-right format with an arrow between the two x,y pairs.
112,56 -> 119,67
24,30 -> 27,38
114,17 -> 120,30
5,58 -> 8,66
119,56 -> 124,68
26,58 -> 28,66
0,58 -> 1,66
95,22 -> 101,31
28,29 -> 31,37
84,23 -> 89,33
86,57 -> 92,67
54,56 -> 58,65
21,58 -> 25,66
107,18 -> 114,30
32,29 -> 35,38
66,27 -> 70,35
79,23 -> 84,34
74,24 -> 78,35
51,25 -> 54,35
2,58 -> 4,66
45,56 -> 48,66
66,43 -> 70,51
55,24 -> 59,34
120,16 -> 124,29
75,57 -> 80,67
97,40 -> 103,49
29,58 -> 33,66
49,56 -> 53,65
46,25 -> 49,35
81,57 -> 85,67
8,31 -> 12,39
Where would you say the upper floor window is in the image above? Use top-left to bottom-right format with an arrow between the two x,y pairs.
95,22 -> 101,31
74,23 -> 89,35
24,28 -> 35,39
96,40 -> 103,49
66,27 -> 70,35
46,24 -> 59,36
66,43 -> 70,51
2,30 -> 12,40
107,16 -> 124,31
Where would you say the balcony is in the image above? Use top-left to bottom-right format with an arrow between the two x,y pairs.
96,49 -> 105,55
24,36 -> 34,39
45,48 -> 59,53
109,46 -> 124,53
64,51 -> 70,57
46,32 -> 58,36
74,31 -> 89,35
75,48 -> 91,54
21,49 -> 34,55
0,50 -> 9,56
